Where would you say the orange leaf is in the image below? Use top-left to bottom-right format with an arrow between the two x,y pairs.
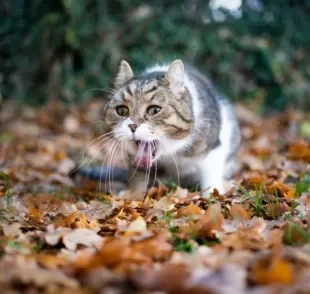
196,203 -> 224,238
130,233 -> 173,261
178,202 -> 202,216
251,256 -> 294,285
28,205 -> 44,222
230,204 -> 251,220
54,212 -> 77,228
288,141 -> 310,163
30,254 -> 70,269
241,175 -> 265,190
270,181 -> 296,199
76,213 -> 99,229
75,237 -> 130,270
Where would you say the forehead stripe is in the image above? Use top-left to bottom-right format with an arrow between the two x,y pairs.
144,85 -> 158,94
125,85 -> 133,96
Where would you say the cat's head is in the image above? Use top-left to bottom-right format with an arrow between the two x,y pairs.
102,60 -> 194,168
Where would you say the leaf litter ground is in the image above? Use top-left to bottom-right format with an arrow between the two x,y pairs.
0,100 -> 309,294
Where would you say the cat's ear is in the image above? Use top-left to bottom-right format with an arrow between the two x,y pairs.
114,60 -> 134,89
165,60 -> 185,95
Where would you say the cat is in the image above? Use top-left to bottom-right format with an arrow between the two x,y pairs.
82,59 -> 241,197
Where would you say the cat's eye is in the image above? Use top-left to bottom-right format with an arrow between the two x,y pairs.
147,105 -> 162,116
116,105 -> 129,117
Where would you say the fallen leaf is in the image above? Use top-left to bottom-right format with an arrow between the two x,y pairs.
196,203 -> 224,238
230,204 -> 251,220
125,216 -> 147,236
28,254 -> 70,269
0,257 -> 78,289
54,212 -> 78,228
2,223 -> 22,237
178,201 -> 202,217
250,255 -> 295,285
63,228 -> 103,251
222,219 -> 267,250
28,205 -> 44,223
45,227 -> 72,246
76,213 -> 99,229
131,233 -> 173,262
76,237 -> 131,270
288,140 -> 310,163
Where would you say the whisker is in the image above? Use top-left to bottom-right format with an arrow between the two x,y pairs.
144,142 -> 152,192
82,88 -> 118,97
70,132 -> 114,175
171,154 -> 180,187
79,135 -> 116,173
120,140 -> 129,168
105,139 -> 119,195
151,141 -> 158,187
108,140 -> 120,194
128,141 -> 146,185
99,139 -> 118,196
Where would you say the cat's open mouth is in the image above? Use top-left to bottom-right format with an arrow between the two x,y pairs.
134,140 -> 158,168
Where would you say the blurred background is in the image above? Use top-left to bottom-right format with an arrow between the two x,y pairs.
0,0 -> 309,112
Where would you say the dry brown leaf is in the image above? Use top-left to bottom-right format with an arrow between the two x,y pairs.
28,205 -> 44,222
0,257 -> 78,289
288,140 -> 310,163
130,233 -> 173,262
125,216 -> 147,236
178,201 -> 202,217
76,213 -> 99,229
222,219 -> 267,250
196,203 -> 224,238
75,233 -> 173,272
63,228 -> 103,251
54,212 -> 77,228
28,254 -> 70,269
75,237 -> 131,270
2,223 -> 22,237
230,204 -> 251,220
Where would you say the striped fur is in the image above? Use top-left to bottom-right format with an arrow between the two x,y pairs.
101,60 -> 241,197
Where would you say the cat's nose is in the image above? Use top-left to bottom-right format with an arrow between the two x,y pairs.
128,123 -> 138,133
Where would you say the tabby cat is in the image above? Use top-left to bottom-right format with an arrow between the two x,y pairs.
83,60 -> 241,197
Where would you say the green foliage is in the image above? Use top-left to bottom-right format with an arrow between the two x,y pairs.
283,223 -> 310,246
174,238 -> 196,253
0,171 -> 13,208
296,175 -> 310,196
0,0 -> 309,110
7,240 -> 23,250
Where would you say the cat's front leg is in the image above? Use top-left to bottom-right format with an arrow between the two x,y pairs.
197,147 -> 226,198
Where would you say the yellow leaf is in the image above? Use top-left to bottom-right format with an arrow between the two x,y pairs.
251,256 -> 294,285
28,205 -> 44,222
76,213 -> 99,229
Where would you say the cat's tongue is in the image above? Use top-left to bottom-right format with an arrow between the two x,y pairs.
135,141 -> 153,168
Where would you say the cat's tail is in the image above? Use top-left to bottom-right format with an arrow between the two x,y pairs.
75,166 -> 129,183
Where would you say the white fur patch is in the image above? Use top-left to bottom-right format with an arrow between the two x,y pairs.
117,118 -> 156,142
195,99 -> 235,196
